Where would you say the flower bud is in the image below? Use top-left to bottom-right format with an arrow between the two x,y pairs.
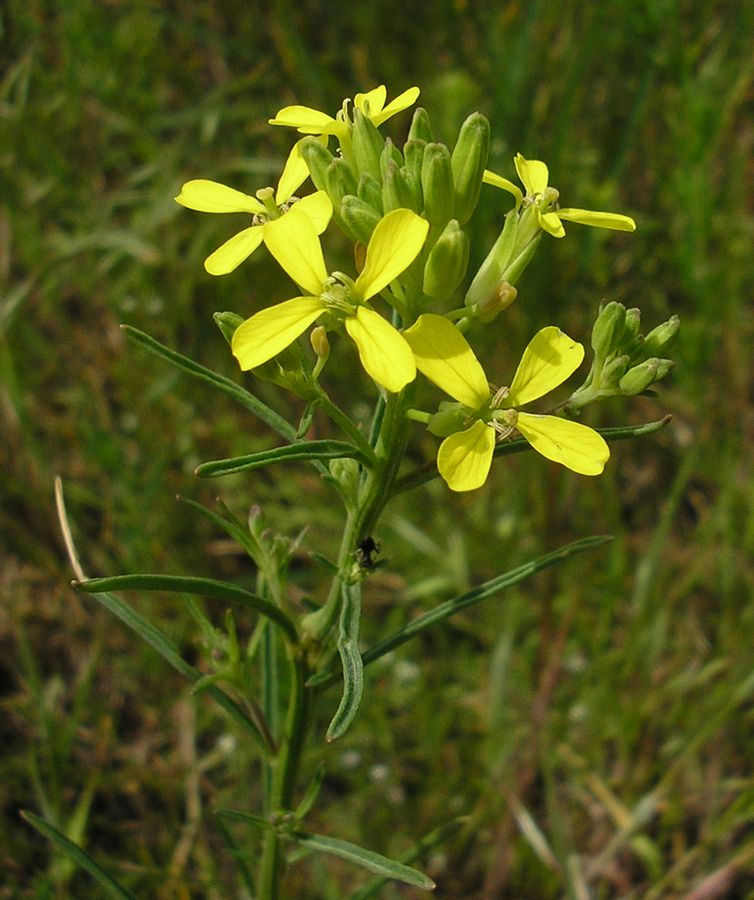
310,325 -> 330,361
599,354 -> 630,388
451,112 -> 490,225
298,137 -> 335,193
591,301 -> 626,359
421,142 -> 455,227
408,107 -> 435,144
357,172 -> 384,214
464,210 -> 518,309
352,108 -> 384,182
642,315 -> 680,358
213,311 -> 245,346
340,195 -> 381,245
403,140 -> 426,193
473,281 -> 518,323
422,219 -> 469,301
325,157 -> 358,208
379,138 -> 404,180
618,358 -> 675,395
382,160 -> 418,213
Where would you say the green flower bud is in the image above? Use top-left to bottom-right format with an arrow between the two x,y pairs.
213,310 -> 245,346
407,107 -> 434,144
352,108 -> 384,182
618,358 -> 675,395
591,301 -> 627,359
472,281 -> 518,323
428,402 -> 467,437
464,209 -> 518,309
298,137 -> 335,193
356,172 -> 384,214
599,354 -> 631,389
642,315 -> 680,358
379,138 -> 404,180
421,142 -> 455,227
325,157 -> 358,208
340,195 -> 381,245
403,140 -> 426,196
382,160 -> 418,213
422,219 -> 469,301
451,112 -> 490,225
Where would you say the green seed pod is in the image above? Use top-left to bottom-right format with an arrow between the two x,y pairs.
619,358 -> 675,395
642,315 -> 680,358
422,219 -> 470,301
451,112 -> 490,225
340,195 -> 381,245
407,107 -> 435,144
382,160 -> 418,213
298,137 -> 335,193
421,142 -> 455,227
356,172 -> 384,215
591,301 -> 627,359
352,108 -> 384,182
213,311 -> 245,346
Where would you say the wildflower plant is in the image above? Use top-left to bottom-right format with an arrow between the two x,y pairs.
47,85 -> 678,897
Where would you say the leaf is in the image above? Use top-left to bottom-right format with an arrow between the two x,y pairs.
121,325 -> 297,441
310,535 -> 612,689
326,581 -> 364,742
74,573 -> 298,643
215,808 -> 278,834
290,831 -> 435,891
71,585 -> 271,753
195,440 -> 365,478
21,811 -> 137,899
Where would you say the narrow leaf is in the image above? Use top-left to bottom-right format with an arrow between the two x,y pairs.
74,574 -> 298,644
291,831 -> 435,890
196,440 -> 365,478
21,811 -> 136,899
215,808 -> 277,834
121,325 -> 296,441
326,581 -> 364,742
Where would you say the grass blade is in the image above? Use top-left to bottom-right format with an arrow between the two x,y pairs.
74,573 -> 298,643
20,811 -> 136,899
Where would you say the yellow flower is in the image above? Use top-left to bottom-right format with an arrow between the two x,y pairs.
268,85 -> 420,138
231,208 -> 429,393
483,153 -> 636,238
403,314 -> 609,491
175,141 -> 332,275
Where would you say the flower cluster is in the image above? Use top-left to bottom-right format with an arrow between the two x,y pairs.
177,85 -> 670,491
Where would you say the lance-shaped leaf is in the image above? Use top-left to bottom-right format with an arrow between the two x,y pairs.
326,580 -> 364,742
195,439 -> 367,478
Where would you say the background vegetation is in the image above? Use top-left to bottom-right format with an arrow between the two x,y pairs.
2,0 -> 753,896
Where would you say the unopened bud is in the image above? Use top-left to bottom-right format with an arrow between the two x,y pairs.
618,358 -> 675,395
340,195 -> 381,245
382,160 -> 418,213
403,140 -> 426,195
379,138 -> 404,180
591,301 -> 626,359
451,112 -> 490,225
357,173 -> 384,214
600,354 -> 631,388
473,281 -> 518,323
213,310 -> 245,346
422,219 -> 470,301
298,137 -> 334,193
407,107 -> 435,144
352,108 -> 384,182
421,142 -> 455,227
310,325 -> 330,360
642,316 -> 680,358
325,158 -> 357,208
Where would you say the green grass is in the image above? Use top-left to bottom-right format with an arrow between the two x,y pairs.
2,0 -> 754,896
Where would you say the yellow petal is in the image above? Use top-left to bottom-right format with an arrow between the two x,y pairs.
403,314 -> 489,408
292,191 -> 333,234
231,296 -> 324,370
371,86 -> 420,126
345,307 -> 416,392
539,210 -> 566,238
354,209 -> 429,300
275,140 -> 311,203
437,421 -> 495,491
514,154 -> 549,196
175,180 -> 263,214
262,208 -> 328,295
204,226 -> 265,275
354,85 -> 387,117
506,327 -> 584,407
557,208 -> 637,232
515,413 -> 609,475
268,105 -> 336,134
483,169 -> 523,207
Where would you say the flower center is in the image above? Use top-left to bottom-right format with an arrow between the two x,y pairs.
251,188 -> 300,226
320,272 -> 358,317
